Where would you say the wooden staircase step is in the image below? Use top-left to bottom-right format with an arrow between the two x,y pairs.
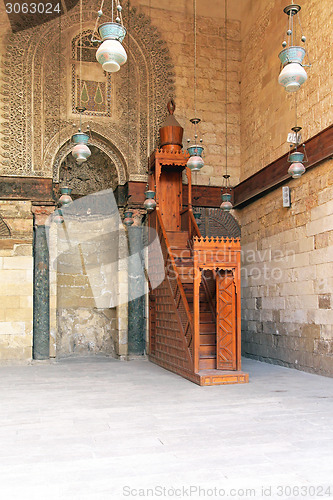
200,322 -> 216,334
200,345 -> 216,356
178,267 -> 194,279
200,311 -> 215,322
200,333 -> 216,345
166,231 -> 189,248
171,248 -> 191,258
174,258 -> 193,267
199,356 -> 216,370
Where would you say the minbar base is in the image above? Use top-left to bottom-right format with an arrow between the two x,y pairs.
149,356 -> 249,386
197,369 -> 249,386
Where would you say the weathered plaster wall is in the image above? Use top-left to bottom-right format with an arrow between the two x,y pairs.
55,215 -> 120,358
0,201 -> 33,361
240,159 -> 333,377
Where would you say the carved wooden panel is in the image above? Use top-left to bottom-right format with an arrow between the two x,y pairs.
216,272 -> 237,370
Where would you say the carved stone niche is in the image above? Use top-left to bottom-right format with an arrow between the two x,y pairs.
59,146 -> 119,199
1,0 -> 175,182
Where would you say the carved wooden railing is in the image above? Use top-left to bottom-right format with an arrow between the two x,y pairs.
149,208 -> 194,372
187,209 -> 216,320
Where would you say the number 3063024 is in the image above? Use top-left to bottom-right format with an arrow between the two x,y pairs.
5,3 -> 61,14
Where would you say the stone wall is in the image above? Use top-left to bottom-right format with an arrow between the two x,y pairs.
0,201 -> 33,361
240,0 -> 333,178
240,159 -> 333,376
137,0 -> 242,187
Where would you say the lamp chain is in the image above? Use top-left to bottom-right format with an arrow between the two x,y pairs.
79,0 -> 83,110
225,0 -> 228,177
193,0 -> 197,136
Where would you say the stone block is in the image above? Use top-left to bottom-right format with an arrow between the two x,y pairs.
2,256 -> 33,270
310,199 -> 333,221
0,284 -> 32,296
0,322 -> 26,335
306,214 -> 333,237
319,294 -> 331,309
4,309 -> 32,322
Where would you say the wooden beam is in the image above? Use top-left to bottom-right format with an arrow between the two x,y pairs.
233,124 -> 333,208
0,177 -> 53,202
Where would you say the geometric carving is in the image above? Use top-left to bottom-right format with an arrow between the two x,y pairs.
195,208 -> 241,239
59,146 -> 119,198
0,217 -> 11,238
216,271 -> 237,370
1,0 -> 175,181
72,31 -> 112,117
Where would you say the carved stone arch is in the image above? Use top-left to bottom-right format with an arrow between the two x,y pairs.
0,217 -> 11,238
49,128 -> 128,185
1,0 -> 175,179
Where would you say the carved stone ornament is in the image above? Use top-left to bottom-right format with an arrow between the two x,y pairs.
31,203 -> 56,226
1,0 -> 175,182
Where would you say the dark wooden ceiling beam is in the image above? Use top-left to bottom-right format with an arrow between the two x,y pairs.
233,123 -> 333,208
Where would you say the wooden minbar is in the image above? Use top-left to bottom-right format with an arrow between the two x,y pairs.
147,102 -> 248,386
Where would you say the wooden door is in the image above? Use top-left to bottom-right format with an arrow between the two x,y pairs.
158,169 -> 182,231
216,271 -> 237,370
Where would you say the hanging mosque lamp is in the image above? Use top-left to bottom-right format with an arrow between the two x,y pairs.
92,0 -> 127,73
143,189 -> 157,213
71,107 -> 91,165
287,125 -> 307,178
221,175 -> 233,212
187,118 -> 204,172
278,3 -> 311,92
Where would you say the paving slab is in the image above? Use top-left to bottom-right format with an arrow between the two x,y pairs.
0,357 -> 332,500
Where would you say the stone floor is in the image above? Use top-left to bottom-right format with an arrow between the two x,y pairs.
0,357 -> 332,500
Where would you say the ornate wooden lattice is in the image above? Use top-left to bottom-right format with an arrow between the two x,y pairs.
148,209 -> 194,375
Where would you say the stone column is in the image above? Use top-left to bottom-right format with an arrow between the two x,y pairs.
127,210 -> 146,356
31,203 -> 55,360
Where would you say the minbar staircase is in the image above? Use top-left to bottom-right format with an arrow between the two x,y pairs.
168,230 -> 217,371
146,114 -> 248,386
148,190 -> 249,386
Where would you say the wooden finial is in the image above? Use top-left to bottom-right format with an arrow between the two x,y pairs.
167,99 -> 176,115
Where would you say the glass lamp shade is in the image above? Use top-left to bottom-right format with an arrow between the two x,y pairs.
53,211 -> 64,224
220,193 -> 233,212
123,210 -> 134,227
187,155 -> 204,172
187,145 -> 204,157
143,191 -> 157,213
288,162 -> 306,178
96,39 -> 127,73
288,151 -> 304,163
59,186 -> 73,206
278,62 -> 307,92
72,144 -> 91,165
279,46 -> 306,66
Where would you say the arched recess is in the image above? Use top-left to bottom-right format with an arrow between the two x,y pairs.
51,143 -> 129,359
47,128 -> 128,185
1,0 -> 175,179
